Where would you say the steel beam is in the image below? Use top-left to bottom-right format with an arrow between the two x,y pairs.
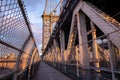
60,30 -> 65,63
14,36 -> 31,80
90,21 -> 100,69
0,40 -> 24,53
108,39 -> 115,80
77,11 -> 89,67
31,48 -> 37,64
76,11 -> 90,80
18,0 -> 37,47
74,1 -> 120,48
81,1 -> 120,48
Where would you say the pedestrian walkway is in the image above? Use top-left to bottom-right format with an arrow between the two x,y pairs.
31,62 -> 73,80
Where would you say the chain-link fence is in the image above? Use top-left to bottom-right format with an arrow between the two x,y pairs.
0,0 -> 40,79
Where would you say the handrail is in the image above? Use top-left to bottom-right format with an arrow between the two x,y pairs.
0,71 -> 16,80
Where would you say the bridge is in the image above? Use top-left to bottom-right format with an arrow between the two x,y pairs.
0,0 -> 120,80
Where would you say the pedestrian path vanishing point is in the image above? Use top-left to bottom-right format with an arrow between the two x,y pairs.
31,62 -> 73,80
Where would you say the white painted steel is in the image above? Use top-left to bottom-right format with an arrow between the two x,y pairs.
74,1 -> 120,48
81,1 -> 120,48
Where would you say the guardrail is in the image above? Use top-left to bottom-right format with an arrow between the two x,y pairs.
45,62 -> 120,80
0,0 -> 40,79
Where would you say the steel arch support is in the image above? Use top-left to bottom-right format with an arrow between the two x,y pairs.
30,48 -> 37,65
14,36 -> 31,80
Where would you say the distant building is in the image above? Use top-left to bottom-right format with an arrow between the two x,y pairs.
0,53 -> 17,69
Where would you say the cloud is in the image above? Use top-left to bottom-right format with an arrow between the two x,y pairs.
23,0 -> 45,14
23,0 -> 44,9
97,39 -> 102,44
23,0 -> 45,53
23,0 -> 60,54
30,24 -> 42,52
23,0 -> 45,24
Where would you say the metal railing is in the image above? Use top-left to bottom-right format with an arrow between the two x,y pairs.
0,0 -> 40,79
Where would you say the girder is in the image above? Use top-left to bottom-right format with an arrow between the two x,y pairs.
80,1 -> 120,48
43,0 -> 120,80
67,15 -> 78,63
1,0 -> 119,79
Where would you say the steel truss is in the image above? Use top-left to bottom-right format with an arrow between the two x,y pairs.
43,1 -> 120,80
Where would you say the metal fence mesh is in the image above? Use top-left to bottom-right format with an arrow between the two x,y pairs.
0,0 -> 30,49
0,0 -> 38,77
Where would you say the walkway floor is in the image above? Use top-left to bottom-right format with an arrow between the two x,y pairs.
31,62 -> 73,80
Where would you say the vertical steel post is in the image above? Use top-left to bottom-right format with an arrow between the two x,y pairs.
60,30 -> 65,63
77,11 -> 90,80
53,43 -> 56,67
76,46 -> 79,77
90,21 -> 100,79
60,30 -> 66,72
53,40 -> 56,66
108,38 -> 115,80
54,39 -> 60,68
90,21 -> 100,68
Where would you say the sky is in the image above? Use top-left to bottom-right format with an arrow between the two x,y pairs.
23,0 -> 45,55
22,0 -> 105,56
23,0 -> 60,55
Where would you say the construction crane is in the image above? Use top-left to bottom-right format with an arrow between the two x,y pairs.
42,0 -> 62,53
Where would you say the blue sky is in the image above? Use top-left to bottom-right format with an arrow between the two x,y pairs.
23,0 -> 45,54
23,0 -> 60,55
